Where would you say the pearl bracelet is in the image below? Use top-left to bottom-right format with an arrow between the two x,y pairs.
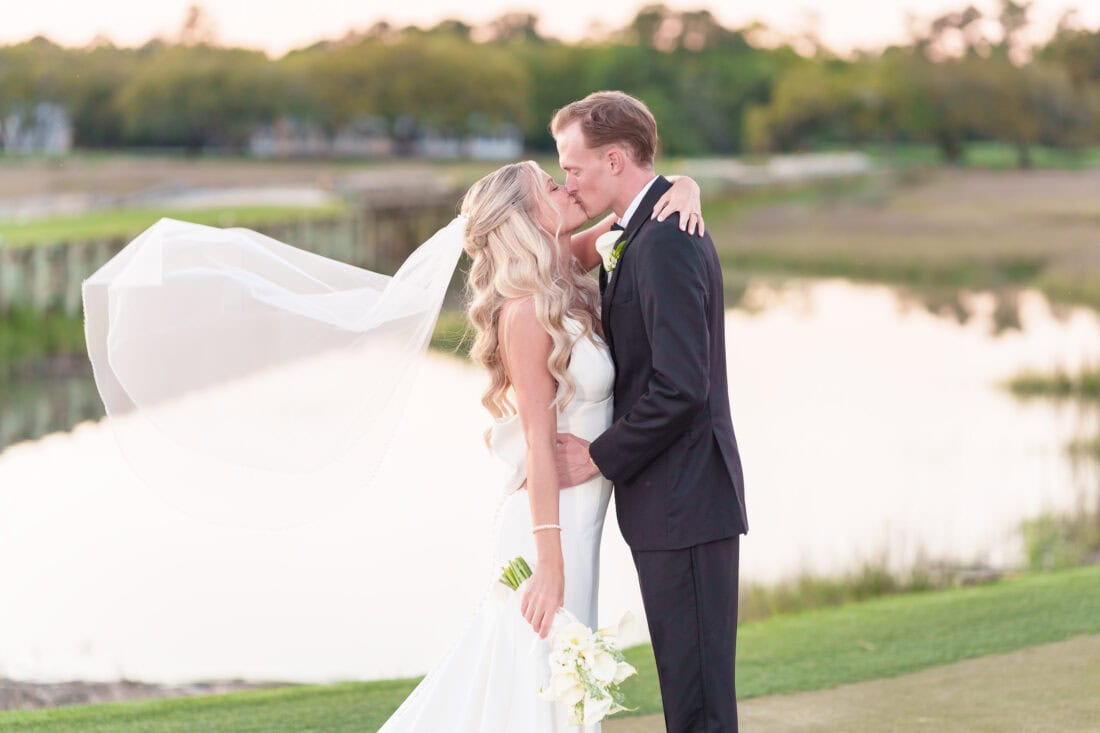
532,523 -> 562,533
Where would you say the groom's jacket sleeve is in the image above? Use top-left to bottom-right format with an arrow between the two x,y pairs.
589,225 -> 710,484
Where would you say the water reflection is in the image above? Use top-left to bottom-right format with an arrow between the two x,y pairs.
893,286 -> 1026,334
891,284 -> 1089,336
0,362 -> 103,452
729,279 -> 1099,581
725,276 -> 1055,337
0,278 -> 1098,683
1,279 -> 1094,457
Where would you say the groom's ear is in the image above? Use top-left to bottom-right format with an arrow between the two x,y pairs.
606,147 -> 625,176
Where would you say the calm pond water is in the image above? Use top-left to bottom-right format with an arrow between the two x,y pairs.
0,278 -> 1097,684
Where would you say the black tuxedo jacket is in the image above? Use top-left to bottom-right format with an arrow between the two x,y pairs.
589,176 -> 748,551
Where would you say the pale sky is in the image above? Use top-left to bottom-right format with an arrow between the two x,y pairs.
2,0 -> 1096,58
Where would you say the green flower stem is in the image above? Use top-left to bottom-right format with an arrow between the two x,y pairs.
500,556 -> 533,590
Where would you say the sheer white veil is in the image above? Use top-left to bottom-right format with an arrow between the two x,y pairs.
82,214 -> 467,529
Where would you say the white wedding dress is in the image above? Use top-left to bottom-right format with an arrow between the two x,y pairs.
379,315 -> 615,732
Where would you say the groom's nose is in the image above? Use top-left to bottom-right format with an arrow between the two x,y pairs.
565,177 -> 579,195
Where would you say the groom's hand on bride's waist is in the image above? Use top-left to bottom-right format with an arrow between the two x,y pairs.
554,433 -> 602,487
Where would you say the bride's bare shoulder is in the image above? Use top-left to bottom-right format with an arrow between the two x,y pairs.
498,296 -> 539,335
498,296 -> 551,361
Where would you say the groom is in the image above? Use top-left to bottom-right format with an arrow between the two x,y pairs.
552,91 -> 748,732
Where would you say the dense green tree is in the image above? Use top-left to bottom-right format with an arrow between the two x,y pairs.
0,1 -> 1095,159
0,37 -> 71,114
111,45 -> 281,153
1042,19 -> 1100,90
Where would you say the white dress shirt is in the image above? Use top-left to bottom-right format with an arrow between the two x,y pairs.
617,176 -> 659,230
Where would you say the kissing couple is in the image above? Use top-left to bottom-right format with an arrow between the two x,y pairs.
381,90 -> 748,733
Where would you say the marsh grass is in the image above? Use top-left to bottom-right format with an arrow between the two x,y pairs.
738,560 -> 939,622
0,305 -> 88,381
1003,368 -> 1100,503
735,552 -> 1017,624
1068,436 -> 1100,460
1006,368 -> 1100,399
706,168 -> 1100,312
1021,510 -> 1100,570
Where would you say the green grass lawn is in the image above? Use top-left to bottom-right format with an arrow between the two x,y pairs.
0,679 -> 421,733
4,566 -> 1097,732
0,203 -> 348,248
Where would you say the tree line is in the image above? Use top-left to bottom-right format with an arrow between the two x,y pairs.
0,2 -> 1097,167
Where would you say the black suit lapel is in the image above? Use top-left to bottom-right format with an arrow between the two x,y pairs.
602,176 -> 672,348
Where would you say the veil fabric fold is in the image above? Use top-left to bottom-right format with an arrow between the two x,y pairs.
82,215 -> 467,529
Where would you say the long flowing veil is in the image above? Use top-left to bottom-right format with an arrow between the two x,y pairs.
82,214 -> 467,529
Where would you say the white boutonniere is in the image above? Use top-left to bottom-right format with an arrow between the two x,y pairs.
595,230 -> 627,273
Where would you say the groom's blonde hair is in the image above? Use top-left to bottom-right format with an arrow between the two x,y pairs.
550,91 -> 658,168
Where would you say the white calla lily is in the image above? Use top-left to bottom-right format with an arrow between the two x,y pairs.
612,660 -> 637,685
560,680 -> 586,707
558,621 -> 594,650
582,693 -> 614,726
590,650 -> 618,683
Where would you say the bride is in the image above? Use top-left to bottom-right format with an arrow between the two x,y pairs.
377,161 -> 702,732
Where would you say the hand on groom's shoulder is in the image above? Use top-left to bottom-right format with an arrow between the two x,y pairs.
645,211 -> 710,246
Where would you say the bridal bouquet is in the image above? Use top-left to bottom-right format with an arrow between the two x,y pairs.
499,557 -> 639,726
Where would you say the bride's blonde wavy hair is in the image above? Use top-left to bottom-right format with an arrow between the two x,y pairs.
460,160 -> 602,419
